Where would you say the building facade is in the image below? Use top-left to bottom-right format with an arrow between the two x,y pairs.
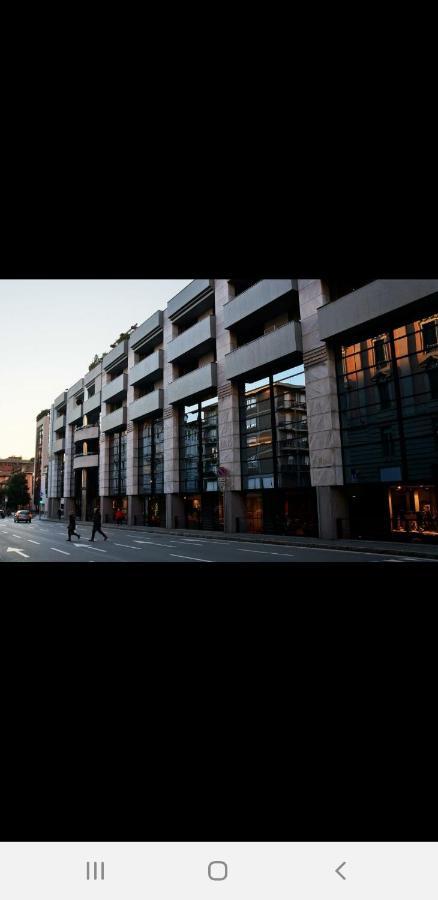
33,410 -> 50,512
0,456 -> 34,503
46,279 -> 438,543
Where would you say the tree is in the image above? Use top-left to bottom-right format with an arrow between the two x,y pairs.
36,409 -> 50,421
5,472 -> 31,510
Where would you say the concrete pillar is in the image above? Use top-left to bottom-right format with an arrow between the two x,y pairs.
63,423 -> 74,500
166,493 -> 184,529
64,496 -> 75,517
100,496 -> 113,525
80,467 -> 87,522
163,310 -> 180,526
215,279 -> 242,532
128,494 -> 143,526
316,485 -> 350,540
224,490 -> 246,533
298,279 -> 349,539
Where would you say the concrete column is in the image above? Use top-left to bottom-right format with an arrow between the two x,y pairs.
166,493 -> 184,529
163,309 -> 180,527
80,468 -> 87,521
100,495 -> 113,525
126,347 -> 137,500
63,424 -> 74,499
128,494 -> 143,526
298,279 -> 349,539
215,278 -> 242,532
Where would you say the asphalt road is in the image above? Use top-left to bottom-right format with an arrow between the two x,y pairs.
0,517 -> 435,562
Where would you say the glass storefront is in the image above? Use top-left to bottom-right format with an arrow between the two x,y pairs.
389,484 -> 438,540
337,312 -> 438,541
138,418 -> 165,526
179,397 -> 223,529
239,366 -> 316,535
109,430 -> 127,497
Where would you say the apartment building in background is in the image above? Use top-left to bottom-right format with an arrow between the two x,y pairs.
33,410 -> 50,512
0,456 -> 34,500
45,279 -> 438,543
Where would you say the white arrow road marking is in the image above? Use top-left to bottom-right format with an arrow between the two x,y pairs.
50,547 -> 70,555
170,554 -> 212,562
27,540 -> 40,544
7,547 -> 30,558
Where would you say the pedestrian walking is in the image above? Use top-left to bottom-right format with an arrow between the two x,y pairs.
57,507 -> 62,521
89,506 -> 108,542
67,513 -> 80,542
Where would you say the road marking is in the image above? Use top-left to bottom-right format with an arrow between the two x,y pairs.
7,547 -> 30,558
12,533 -> 22,538
50,547 -> 70,555
27,540 -> 41,545
74,545 -> 107,553
170,554 -> 212,562
270,552 -> 296,558
113,543 -> 141,550
235,548 -> 272,554
133,540 -> 173,547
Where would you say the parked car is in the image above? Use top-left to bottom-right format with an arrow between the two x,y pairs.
14,509 -> 32,523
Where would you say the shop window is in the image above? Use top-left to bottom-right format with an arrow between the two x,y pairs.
422,319 -> 438,352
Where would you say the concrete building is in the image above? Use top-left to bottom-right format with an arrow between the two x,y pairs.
33,410 -> 50,513
46,279 -> 438,543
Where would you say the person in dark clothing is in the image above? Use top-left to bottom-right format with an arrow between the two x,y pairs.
89,507 -> 108,541
57,508 -> 62,521
67,513 -> 80,541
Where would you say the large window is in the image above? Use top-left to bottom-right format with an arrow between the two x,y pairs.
138,418 -> 164,494
180,397 -> 219,493
109,431 -> 127,495
337,314 -> 438,484
240,366 -> 310,490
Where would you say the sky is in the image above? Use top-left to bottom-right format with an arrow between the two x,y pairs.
0,280 -> 192,459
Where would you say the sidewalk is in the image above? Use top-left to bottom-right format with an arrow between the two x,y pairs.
42,518 -> 438,559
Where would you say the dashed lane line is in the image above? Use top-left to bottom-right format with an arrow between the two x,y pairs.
113,543 -> 141,550
73,545 -> 107,553
27,540 -> 41,545
50,547 -> 70,555
170,554 -> 212,562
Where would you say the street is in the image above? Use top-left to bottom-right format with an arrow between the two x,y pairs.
0,517 -> 436,562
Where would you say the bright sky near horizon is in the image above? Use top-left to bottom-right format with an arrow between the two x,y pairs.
0,279 -> 192,459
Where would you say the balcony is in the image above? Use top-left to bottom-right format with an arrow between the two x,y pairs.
83,391 -> 101,415
100,407 -> 127,433
102,339 -> 128,373
53,438 -> 65,453
54,390 -> 67,410
129,350 -> 163,389
224,279 -> 297,329
66,402 -> 83,426
167,317 -> 216,364
74,425 -> 99,443
67,377 -> 84,400
73,453 -> 99,470
54,414 -> 65,431
128,389 -> 164,422
102,373 -> 128,404
317,279 -> 438,340
167,279 -> 212,320
167,363 -> 217,406
224,321 -> 302,381
84,365 -> 101,387
129,310 -> 163,352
